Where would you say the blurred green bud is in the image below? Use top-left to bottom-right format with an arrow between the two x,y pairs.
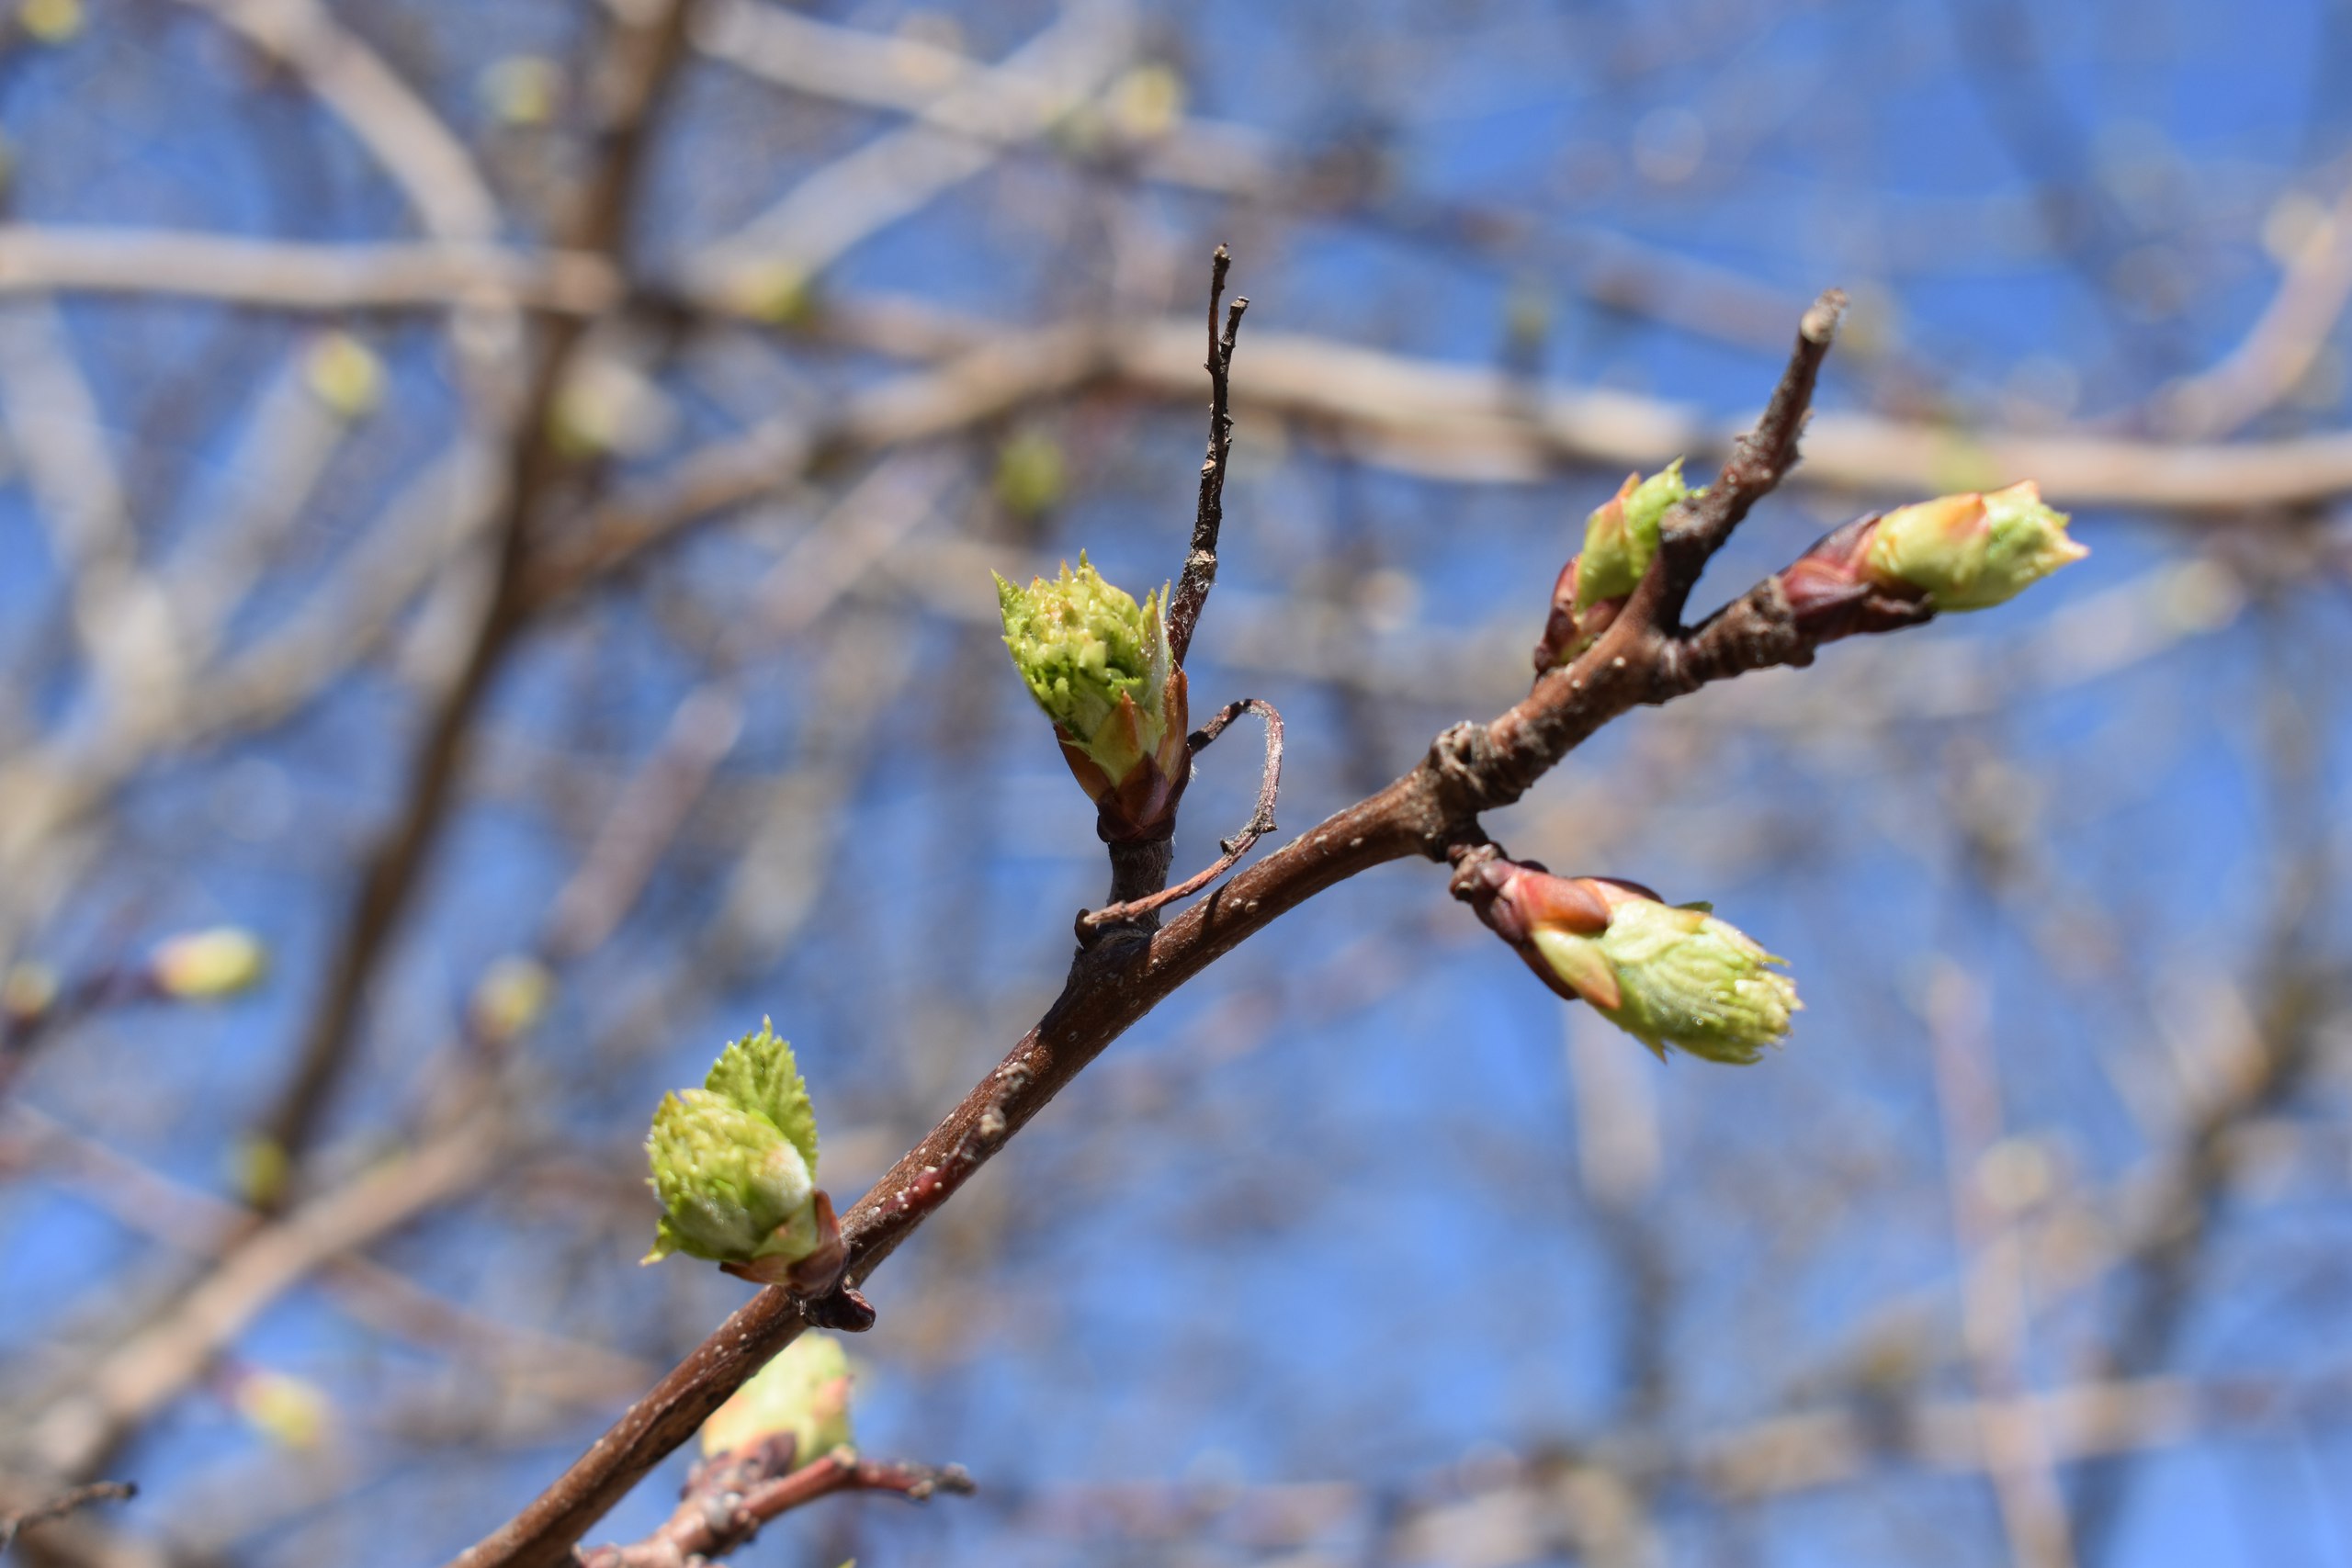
1106,62 -> 1185,141
480,55 -> 561,127
3,959 -> 56,1023
1574,460 -> 1690,612
995,555 -> 1191,837
305,332 -> 384,420
469,955 -> 554,1046
994,430 -> 1068,519
725,261 -> 818,327
233,1135 -> 289,1207
150,928 -> 267,1000
700,1333 -> 854,1463
20,0 -> 81,44
229,1366 -> 331,1450
1470,863 -> 1797,1065
1863,479 -> 2086,612
644,1023 -> 822,1268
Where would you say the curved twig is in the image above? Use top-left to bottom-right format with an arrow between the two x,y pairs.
577,1436 -> 971,1568
1079,697 -> 1283,932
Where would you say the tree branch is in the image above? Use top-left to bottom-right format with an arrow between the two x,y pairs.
443,291 -> 1981,1568
576,1438 -> 971,1568
1167,246 -> 1248,663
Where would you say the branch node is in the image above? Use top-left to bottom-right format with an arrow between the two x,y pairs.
1080,697 -> 1283,930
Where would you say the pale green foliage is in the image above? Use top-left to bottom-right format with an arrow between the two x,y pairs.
1575,459 -> 1691,610
1865,479 -> 2087,612
644,1024 -> 820,1266
994,554 -> 1173,782
1533,897 -> 1799,1064
700,1333 -> 855,1462
704,1020 -> 819,1172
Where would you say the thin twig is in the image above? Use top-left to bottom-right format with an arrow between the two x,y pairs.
1167,246 -> 1249,663
0,1481 -> 136,1550
1080,697 -> 1283,931
576,1438 -> 972,1568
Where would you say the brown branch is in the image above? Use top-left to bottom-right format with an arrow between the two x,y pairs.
443,291 -> 1967,1568
1167,246 -> 1249,663
0,1482 -> 135,1551
1080,697 -> 1283,931
577,1438 -> 972,1568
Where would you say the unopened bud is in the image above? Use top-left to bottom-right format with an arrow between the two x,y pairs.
644,1022 -> 823,1269
233,1135 -> 288,1207
995,555 -> 1191,839
1863,479 -> 2086,612
20,0 -> 81,44
1467,861 -> 1798,1064
3,959 -> 56,1023
701,1333 -> 854,1464
994,430 -> 1068,518
469,955 -> 554,1045
150,928 -> 266,1001
480,56 -> 562,127
1574,460 -> 1690,613
228,1367 -> 331,1450
305,333 -> 384,420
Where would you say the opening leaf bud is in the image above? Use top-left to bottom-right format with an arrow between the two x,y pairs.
644,1022 -> 823,1268
1472,863 -> 1798,1064
700,1332 -> 855,1464
1863,479 -> 2086,612
995,554 -> 1191,838
1574,460 -> 1691,612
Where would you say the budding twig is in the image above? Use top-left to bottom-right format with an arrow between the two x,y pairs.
575,1438 -> 970,1568
1166,245 -> 1248,664
448,292 -> 2002,1568
1079,696 -> 1284,933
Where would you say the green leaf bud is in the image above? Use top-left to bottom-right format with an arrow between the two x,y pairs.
1470,862 -> 1798,1065
700,1333 -> 855,1463
995,554 -> 1191,836
1574,460 -> 1691,612
644,1024 -> 822,1267
1533,896 -> 1799,1064
1863,479 -> 2086,612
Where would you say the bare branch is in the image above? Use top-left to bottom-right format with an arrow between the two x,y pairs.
1167,247 -> 1249,663
444,293 -> 1963,1568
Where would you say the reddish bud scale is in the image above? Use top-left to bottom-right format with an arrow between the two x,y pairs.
1057,666 -> 1193,842
1777,515 -> 1934,642
1461,859 -> 1657,998
1530,559 -> 1627,674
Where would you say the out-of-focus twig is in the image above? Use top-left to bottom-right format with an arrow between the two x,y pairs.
1926,965 -> 2077,1568
576,1436 -> 972,1568
0,1481 -> 136,1551
15,1118 -> 499,1479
